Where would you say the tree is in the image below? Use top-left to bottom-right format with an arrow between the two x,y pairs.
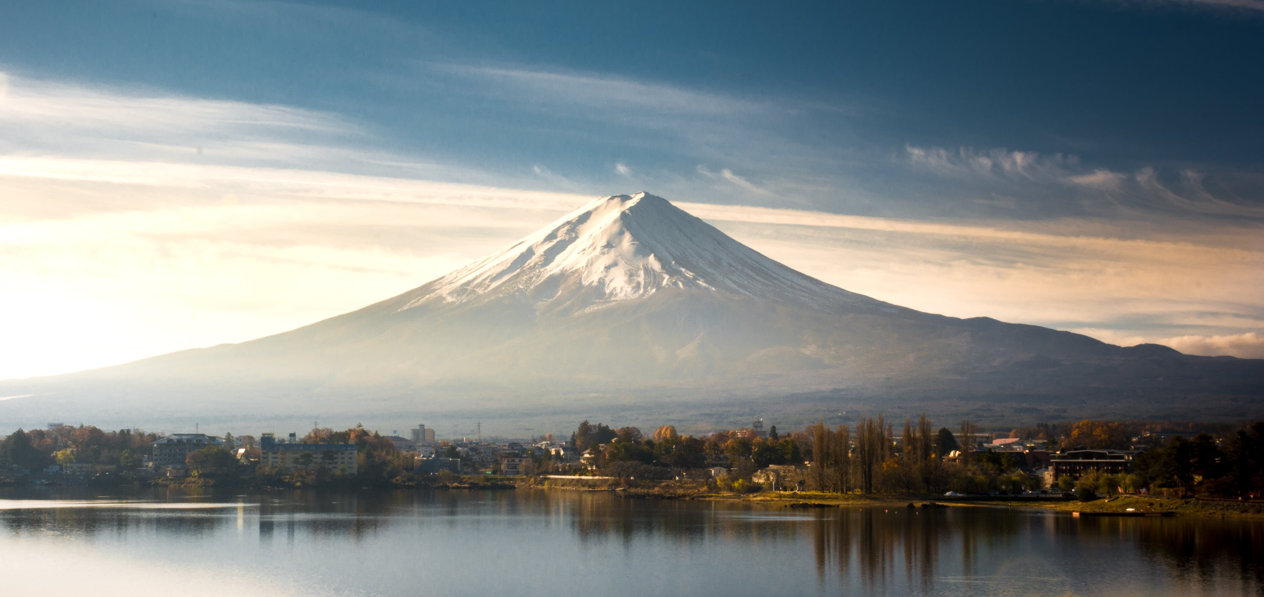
119,449 -> 141,469
186,446 -> 237,476
571,421 -> 617,452
1061,420 -> 1129,450
768,426 -> 779,441
1223,422 -> 1264,498
652,425 -> 679,442
808,421 -> 850,493
1056,476 -> 1075,492
1148,437 -> 1197,497
652,436 -> 705,469
55,449 -> 76,465
295,452 -> 316,470
855,415 -> 887,494
959,420 -> 977,465
724,437 -> 753,460
0,429 -> 49,469
935,428 -> 959,457
604,436 -> 653,464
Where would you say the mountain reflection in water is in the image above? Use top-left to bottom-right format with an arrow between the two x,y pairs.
0,488 -> 1260,597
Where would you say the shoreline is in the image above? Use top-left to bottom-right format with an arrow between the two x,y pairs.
12,475 -> 1264,519
518,478 -> 1264,519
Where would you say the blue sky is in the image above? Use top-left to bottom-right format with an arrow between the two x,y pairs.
0,0 -> 1262,378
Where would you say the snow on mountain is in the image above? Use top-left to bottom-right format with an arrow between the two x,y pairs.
1,191 -> 1260,432
386,192 -> 871,316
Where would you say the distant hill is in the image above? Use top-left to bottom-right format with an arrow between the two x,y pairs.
2,193 -> 1261,433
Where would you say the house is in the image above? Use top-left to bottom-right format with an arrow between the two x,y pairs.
259,433 -> 358,475
151,434 -> 225,465
1050,450 -> 1138,480
1034,466 -> 1055,488
549,445 -> 579,461
384,434 -> 415,452
752,464 -> 802,490
500,455 -> 530,476
581,447 -> 602,470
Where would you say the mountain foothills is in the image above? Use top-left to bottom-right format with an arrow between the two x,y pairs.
1,193 -> 1261,431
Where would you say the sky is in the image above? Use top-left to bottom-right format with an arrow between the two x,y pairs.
1,0 -> 1262,380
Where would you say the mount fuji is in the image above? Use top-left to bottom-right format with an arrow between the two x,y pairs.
2,192 -> 1261,431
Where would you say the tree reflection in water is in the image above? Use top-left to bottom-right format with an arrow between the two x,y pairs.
3,488 -> 1263,596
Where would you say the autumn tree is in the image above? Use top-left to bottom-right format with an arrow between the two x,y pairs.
652,425 -> 679,442
854,415 -> 887,494
808,421 -> 850,493
1061,420 -> 1129,450
959,419 -> 977,465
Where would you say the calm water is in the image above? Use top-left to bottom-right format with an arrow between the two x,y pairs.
1,488 -> 1261,597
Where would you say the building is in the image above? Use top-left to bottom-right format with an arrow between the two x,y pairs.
500,455 -> 530,476
752,464 -> 802,491
1050,450 -> 1137,480
151,434 -> 225,465
549,445 -> 578,461
983,437 -> 1024,452
385,434 -> 415,452
259,433 -> 358,475
410,424 -> 436,445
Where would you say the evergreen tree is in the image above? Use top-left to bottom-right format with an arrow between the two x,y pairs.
934,428 -> 959,457
0,429 -> 50,469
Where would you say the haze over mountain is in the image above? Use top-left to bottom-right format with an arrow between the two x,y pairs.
2,193 -> 1261,433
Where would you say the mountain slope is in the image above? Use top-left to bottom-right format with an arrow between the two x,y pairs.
1,192 -> 1261,429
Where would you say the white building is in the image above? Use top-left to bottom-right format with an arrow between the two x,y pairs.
151,434 -> 225,465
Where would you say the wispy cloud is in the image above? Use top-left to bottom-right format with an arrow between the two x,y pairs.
614,162 -> 632,177
0,72 -> 359,163
903,144 -> 1264,220
430,63 -> 764,117
904,145 -> 1082,183
1159,332 -> 1264,358
696,164 -> 768,194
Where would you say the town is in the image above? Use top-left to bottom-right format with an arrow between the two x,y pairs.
1,417 -> 1261,508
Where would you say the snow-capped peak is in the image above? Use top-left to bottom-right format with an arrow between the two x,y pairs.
395,192 -> 864,314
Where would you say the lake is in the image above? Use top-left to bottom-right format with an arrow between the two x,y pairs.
1,488 -> 1260,596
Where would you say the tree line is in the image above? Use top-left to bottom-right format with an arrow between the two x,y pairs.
565,417 -> 1264,499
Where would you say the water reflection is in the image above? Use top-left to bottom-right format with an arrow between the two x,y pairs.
1,488 -> 1261,597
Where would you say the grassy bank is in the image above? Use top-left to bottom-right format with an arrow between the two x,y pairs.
991,495 -> 1264,519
